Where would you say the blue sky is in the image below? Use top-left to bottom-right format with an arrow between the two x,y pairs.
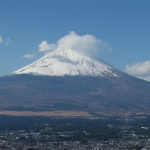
0,0 -> 150,81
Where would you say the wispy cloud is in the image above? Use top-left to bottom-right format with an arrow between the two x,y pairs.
125,60 -> 150,81
0,36 -> 11,46
23,54 -> 35,59
38,31 -> 111,59
0,36 -> 3,43
6,38 -> 10,46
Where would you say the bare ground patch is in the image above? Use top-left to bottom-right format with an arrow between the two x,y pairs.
0,111 -> 92,117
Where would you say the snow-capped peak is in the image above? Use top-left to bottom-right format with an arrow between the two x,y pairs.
12,48 -> 119,77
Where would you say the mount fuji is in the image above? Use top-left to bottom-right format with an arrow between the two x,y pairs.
12,48 -> 119,77
0,48 -> 150,116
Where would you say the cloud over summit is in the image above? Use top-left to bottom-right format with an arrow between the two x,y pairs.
57,31 -> 101,57
38,31 -> 110,58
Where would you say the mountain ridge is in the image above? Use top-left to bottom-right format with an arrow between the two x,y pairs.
0,48 -> 150,116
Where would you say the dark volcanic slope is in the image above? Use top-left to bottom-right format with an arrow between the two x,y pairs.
0,71 -> 150,114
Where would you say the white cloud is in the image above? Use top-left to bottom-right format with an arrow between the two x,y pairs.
0,36 -> 3,43
56,31 -> 101,57
38,31 -> 110,58
23,54 -> 35,59
38,40 -> 56,52
125,61 -> 150,81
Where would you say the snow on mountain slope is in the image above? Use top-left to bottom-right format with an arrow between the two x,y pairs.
12,49 -> 119,77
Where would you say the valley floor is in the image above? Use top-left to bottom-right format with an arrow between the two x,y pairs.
0,116 -> 150,149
